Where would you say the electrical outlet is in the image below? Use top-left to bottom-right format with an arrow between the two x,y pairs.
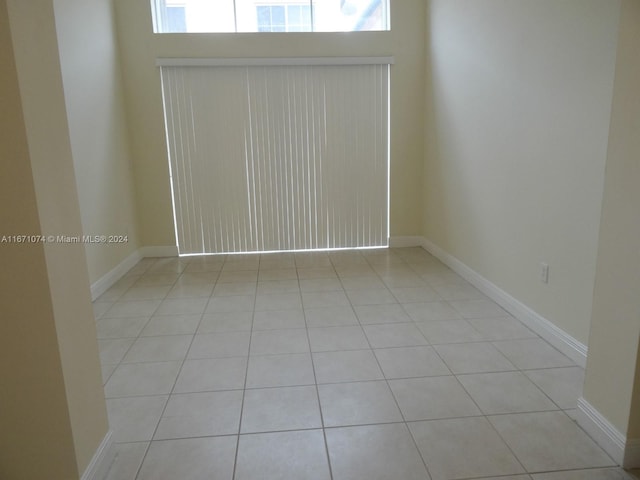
540,262 -> 549,284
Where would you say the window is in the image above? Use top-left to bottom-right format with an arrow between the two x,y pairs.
151,0 -> 389,34
256,5 -> 311,32
159,60 -> 391,254
166,5 -> 186,33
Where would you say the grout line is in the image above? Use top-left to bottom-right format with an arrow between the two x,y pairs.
96,249 -> 601,479
230,256 -> 259,480
299,261 -> 336,480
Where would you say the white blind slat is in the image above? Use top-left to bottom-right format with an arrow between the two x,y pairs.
160,62 -> 389,255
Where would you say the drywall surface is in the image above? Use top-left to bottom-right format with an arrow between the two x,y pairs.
54,0 -> 139,284
424,0 -> 620,345
4,0 -> 109,476
113,0 -> 426,247
583,0 -> 640,437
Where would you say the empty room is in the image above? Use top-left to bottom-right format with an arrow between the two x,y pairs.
1,0 -> 639,479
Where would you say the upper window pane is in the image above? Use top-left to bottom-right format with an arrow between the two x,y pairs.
152,0 -> 389,33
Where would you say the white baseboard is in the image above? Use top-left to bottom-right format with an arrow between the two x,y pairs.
80,430 -> 114,480
575,397 -> 640,468
420,237 -> 588,367
90,246 -> 178,301
389,236 -> 424,248
139,245 -> 179,257
90,251 -> 141,301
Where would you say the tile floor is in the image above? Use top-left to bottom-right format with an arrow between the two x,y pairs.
94,247 -> 637,480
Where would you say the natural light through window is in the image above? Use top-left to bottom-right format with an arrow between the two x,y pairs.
151,0 -> 390,33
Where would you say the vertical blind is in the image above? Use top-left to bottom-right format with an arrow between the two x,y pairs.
159,59 -> 390,254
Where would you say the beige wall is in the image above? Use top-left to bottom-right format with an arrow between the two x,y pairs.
113,0 -> 426,247
54,0 -> 140,284
2,0 -> 109,477
423,0 -> 620,345
582,0 -> 640,439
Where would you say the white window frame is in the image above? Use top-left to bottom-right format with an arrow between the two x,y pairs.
151,0 -> 390,34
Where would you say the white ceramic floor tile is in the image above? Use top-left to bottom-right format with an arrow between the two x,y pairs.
363,323 -> 428,348
173,357 -> 247,393
257,280 -> 300,294
246,353 -> 315,388
379,273 -> 427,288
249,328 -> 310,355
489,411 -> 615,472
212,282 -> 257,297
89,249 -> 624,480
121,285 -> 171,301
295,254 -> 332,269
197,311 -> 253,333
524,367 -> 585,409
103,300 -> 162,318
241,385 -> 321,433
147,258 -> 187,274
467,476 -> 531,480
258,268 -> 298,281
402,301 -> 462,322
420,271 -> 466,286
390,286 -> 442,303
335,264 -> 377,278
104,361 -> 182,397
187,332 -> 250,359
122,335 -> 192,363
340,276 -> 387,290
354,304 -> 412,324
205,295 -> 255,313
302,290 -> 350,308
457,371 -> 557,414
106,395 -> 168,442
254,293 -> 302,311
449,299 -> 507,318
304,306 -> 359,327
297,270 -> 337,284
135,274 -> 179,287
217,271 -> 258,284
140,314 -> 202,336
389,376 -> 481,421
468,316 -> 537,341
346,288 -> 398,306
93,301 -> 114,320
137,436 -> 236,480
235,430 -> 331,480
299,277 -> 342,292
318,380 -> 403,427
431,282 -> 485,301
326,423 -> 430,480
154,390 -> 243,439
409,416 -> 525,480
96,317 -> 149,339
104,442 -> 149,480
177,272 -> 219,284
307,325 -> 370,352
101,364 -> 117,385
252,309 -> 306,330
493,339 -> 576,370
434,342 -> 517,374
374,346 -> 451,379
259,255 -> 295,270
416,320 -> 485,344
374,265 -> 415,277
98,338 -> 135,364
183,260 -> 223,273
313,349 -> 383,384
155,298 -> 208,316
